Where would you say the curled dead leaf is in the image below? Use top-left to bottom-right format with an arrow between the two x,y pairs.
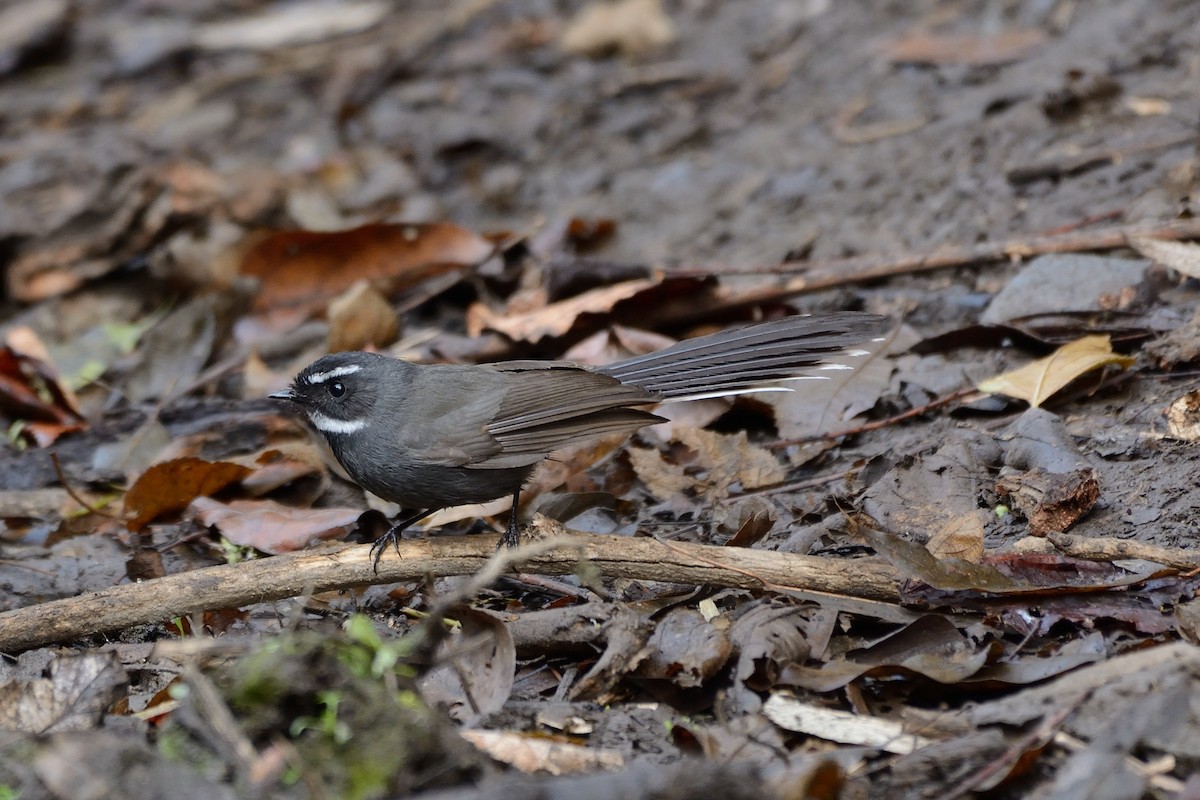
977,335 -> 1135,407
0,328 -> 85,426
326,280 -> 400,352
1130,236 -> 1200,279
188,497 -> 360,554
561,0 -> 676,57
124,457 -> 253,532
925,511 -> 987,563
467,278 -> 658,343
239,221 -> 492,320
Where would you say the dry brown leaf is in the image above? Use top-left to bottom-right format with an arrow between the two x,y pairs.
188,497 -> 360,554
627,445 -> 690,500
420,605 -> 516,724
561,324 -> 677,366
1130,236 -> 1200,279
326,279 -> 400,352
763,695 -> 932,754
637,608 -> 732,687
0,339 -> 86,433
124,457 -> 253,532
239,221 -> 492,319
561,0 -> 676,57
239,445 -> 330,501
976,335 -> 1135,407
459,730 -> 624,775
466,278 -> 659,343
1166,389 -> 1200,441
675,428 -> 786,494
194,0 -> 389,51
241,350 -> 286,400
0,653 -> 126,735
1125,96 -> 1172,116
926,511 -> 986,563
882,29 -> 1046,66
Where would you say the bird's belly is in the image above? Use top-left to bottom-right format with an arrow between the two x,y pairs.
350,461 -> 534,510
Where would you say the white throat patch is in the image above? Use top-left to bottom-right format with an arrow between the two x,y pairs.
308,410 -> 368,435
305,364 -> 362,385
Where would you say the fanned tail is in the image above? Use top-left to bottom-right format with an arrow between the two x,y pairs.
598,312 -> 887,401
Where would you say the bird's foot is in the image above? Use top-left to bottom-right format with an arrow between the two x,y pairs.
498,517 -> 522,549
368,508 -> 436,573
369,523 -> 405,572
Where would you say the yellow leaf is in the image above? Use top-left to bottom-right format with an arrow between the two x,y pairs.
977,335 -> 1135,407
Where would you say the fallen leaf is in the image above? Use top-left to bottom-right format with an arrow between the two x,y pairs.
0,344 -> 84,427
723,498 -> 775,548
420,605 -> 516,724
926,511 -> 986,563
121,298 -> 218,402
778,616 -> 995,690
467,278 -> 658,343
459,730 -> 624,775
0,653 -> 127,734
561,324 -> 677,366
124,457 -> 253,532
240,221 -> 492,320
1130,236 -> 1200,279
627,444 -> 690,500
1166,389 -> 1200,441
19,420 -> 85,447
763,694 -> 932,754
240,446 -> 330,502
976,335 -> 1135,407
675,428 -> 786,494
194,0 -> 389,50
188,497 -> 360,554
882,29 -> 1046,66
326,279 -> 400,352
721,601 -> 825,715
637,608 -> 731,688
561,0 -> 676,57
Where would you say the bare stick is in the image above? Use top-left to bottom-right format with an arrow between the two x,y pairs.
49,452 -> 121,520
0,527 -> 901,654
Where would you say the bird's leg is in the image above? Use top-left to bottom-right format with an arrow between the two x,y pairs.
499,489 -> 522,549
370,508 -> 436,572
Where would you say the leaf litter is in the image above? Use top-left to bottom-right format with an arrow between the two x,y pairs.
0,2 -> 1199,799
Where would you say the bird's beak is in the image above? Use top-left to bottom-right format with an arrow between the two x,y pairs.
269,388 -> 297,401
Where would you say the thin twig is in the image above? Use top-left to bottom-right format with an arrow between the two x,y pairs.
664,217 -> 1200,279
49,451 -> 122,520
770,386 -> 981,448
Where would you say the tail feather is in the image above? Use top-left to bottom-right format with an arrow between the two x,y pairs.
599,312 -> 886,401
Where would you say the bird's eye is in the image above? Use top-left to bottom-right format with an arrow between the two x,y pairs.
329,381 -> 346,398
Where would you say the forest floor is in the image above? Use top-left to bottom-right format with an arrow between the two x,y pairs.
2,1 -> 1200,798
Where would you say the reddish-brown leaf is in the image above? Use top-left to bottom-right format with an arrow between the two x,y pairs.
239,221 -> 493,317
0,340 -> 84,428
124,457 -> 253,532
188,497 -> 360,554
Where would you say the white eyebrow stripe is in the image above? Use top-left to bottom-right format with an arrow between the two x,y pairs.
305,364 -> 362,384
308,411 -> 368,435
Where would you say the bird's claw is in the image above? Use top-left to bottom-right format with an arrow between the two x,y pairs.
369,524 -> 405,573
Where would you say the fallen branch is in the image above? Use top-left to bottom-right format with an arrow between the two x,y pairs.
674,217 -> 1200,279
649,217 -> 1200,326
0,524 -> 902,654
1046,532 -> 1200,571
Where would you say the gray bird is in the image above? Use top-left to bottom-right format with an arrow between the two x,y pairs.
271,312 -> 886,569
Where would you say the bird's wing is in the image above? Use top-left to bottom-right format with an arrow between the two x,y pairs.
471,362 -> 663,469
391,363 -> 661,471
